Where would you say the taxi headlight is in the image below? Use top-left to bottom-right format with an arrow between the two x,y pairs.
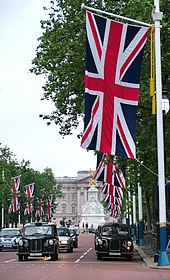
49,239 -> 54,245
97,239 -> 103,245
127,241 -> 132,246
19,240 -> 24,246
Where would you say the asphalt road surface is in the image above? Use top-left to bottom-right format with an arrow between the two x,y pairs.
0,233 -> 170,280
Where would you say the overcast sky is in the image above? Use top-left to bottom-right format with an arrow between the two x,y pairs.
0,0 -> 96,177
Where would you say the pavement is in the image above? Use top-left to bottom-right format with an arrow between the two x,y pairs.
134,243 -> 170,270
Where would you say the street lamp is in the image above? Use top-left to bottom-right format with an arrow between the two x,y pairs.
162,95 -> 169,115
152,1 -> 170,266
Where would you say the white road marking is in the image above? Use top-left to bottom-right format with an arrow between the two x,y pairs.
5,259 -> 16,263
75,247 -> 92,263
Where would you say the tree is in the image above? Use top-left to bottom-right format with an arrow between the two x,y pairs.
0,143 -> 62,227
30,0 -> 129,136
30,0 -> 170,226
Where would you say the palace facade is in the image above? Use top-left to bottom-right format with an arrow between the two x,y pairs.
53,171 -> 104,227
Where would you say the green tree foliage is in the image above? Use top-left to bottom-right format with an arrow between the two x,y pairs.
31,0 -> 170,226
0,144 -> 62,227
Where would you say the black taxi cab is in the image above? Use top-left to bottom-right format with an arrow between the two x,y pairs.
95,222 -> 133,261
17,221 -> 59,261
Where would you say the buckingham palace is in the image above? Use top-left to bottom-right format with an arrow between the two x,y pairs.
53,170 -> 105,227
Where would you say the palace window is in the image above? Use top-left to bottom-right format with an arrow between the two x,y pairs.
71,193 -> 77,201
62,204 -> 66,214
62,193 -> 67,200
71,205 -> 76,214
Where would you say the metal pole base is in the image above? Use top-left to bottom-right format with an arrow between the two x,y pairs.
157,251 -> 170,266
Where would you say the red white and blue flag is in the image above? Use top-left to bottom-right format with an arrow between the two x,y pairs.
81,12 -> 150,158
10,176 -> 21,213
47,195 -> 53,221
24,183 -> 35,215
25,183 -> 35,198
24,203 -> 34,215
94,153 -> 126,188
94,153 -> 126,217
35,199 -> 44,218
8,204 -> 13,214
103,184 -> 122,218
102,183 -> 123,205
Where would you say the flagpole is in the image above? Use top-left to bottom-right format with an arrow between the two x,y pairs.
138,181 -> 144,246
18,211 -> 21,227
132,194 -> 137,242
1,170 -> 5,228
152,0 -> 170,266
81,3 -> 151,27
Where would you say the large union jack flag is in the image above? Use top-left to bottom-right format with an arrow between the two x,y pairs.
81,12 -> 150,158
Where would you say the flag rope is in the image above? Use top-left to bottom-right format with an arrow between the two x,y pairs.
150,24 -> 156,114
81,3 -> 151,27
136,158 -> 158,176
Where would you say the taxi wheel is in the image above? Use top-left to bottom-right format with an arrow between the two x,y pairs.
127,255 -> 132,261
18,255 -> 23,261
97,253 -> 103,260
24,255 -> 28,261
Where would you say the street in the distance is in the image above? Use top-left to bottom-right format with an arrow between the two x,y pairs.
0,233 -> 169,280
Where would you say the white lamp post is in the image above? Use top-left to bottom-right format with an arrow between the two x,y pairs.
162,95 -> 170,115
152,0 -> 170,266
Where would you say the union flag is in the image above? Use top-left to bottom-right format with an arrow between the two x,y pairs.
94,153 -> 126,188
35,199 -> 44,218
10,176 -> 21,213
81,12 -> 150,158
24,183 -> 35,215
25,183 -> 35,198
47,195 -> 53,221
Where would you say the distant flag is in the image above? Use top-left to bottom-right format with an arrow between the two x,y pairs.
24,203 -> 34,215
10,176 -> 21,213
8,204 -> 13,215
81,11 -> 150,158
94,153 -> 126,217
47,195 -> 53,221
25,183 -> 35,198
103,183 -> 123,206
94,154 -> 126,188
24,183 -> 35,215
110,205 -> 121,218
35,199 -> 44,218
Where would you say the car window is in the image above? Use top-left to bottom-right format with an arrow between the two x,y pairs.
69,229 -> 76,235
118,227 -> 129,235
0,229 -> 20,237
24,225 -> 52,236
101,226 -> 119,236
57,229 -> 70,236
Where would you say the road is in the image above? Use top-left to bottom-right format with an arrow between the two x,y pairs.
0,233 -> 169,280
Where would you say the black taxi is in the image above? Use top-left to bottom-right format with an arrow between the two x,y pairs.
17,221 -> 59,261
95,222 -> 133,261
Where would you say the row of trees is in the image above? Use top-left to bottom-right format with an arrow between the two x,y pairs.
30,0 -> 170,229
0,143 -> 62,228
